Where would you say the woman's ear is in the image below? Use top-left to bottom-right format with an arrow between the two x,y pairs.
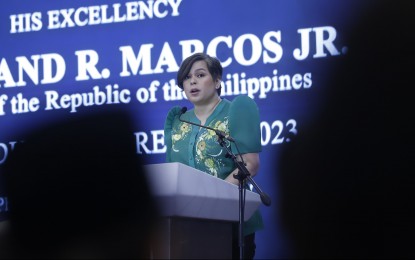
216,79 -> 221,89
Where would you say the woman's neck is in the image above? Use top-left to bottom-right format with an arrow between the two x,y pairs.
194,97 -> 221,125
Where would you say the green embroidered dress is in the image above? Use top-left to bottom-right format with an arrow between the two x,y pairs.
164,95 -> 264,236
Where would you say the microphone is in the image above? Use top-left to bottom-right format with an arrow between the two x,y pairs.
179,106 -> 271,207
180,106 -> 188,115
179,106 -> 235,142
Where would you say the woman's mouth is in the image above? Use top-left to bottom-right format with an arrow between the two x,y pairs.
190,88 -> 200,95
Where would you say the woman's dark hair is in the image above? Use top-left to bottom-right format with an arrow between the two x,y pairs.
177,53 -> 223,95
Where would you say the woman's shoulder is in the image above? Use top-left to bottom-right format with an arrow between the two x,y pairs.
167,106 -> 183,116
164,106 -> 183,129
230,95 -> 258,111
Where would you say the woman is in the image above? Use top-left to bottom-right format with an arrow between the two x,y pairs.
164,52 -> 263,259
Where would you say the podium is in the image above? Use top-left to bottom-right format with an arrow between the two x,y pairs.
144,162 -> 262,259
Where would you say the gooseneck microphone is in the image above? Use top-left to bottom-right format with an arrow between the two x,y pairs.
179,106 -> 235,142
179,106 -> 272,208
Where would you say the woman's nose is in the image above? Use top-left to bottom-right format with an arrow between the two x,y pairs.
190,75 -> 196,84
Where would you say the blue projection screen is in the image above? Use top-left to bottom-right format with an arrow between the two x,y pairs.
0,1 -> 372,258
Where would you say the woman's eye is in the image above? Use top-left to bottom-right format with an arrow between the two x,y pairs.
197,73 -> 205,78
184,75 -> 191,80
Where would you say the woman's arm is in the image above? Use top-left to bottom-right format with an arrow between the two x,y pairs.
225,152 -> 260,186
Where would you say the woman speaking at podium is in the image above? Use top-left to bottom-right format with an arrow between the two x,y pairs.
164,52 -> 264,259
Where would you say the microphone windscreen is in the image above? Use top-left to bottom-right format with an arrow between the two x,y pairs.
181,107 -> 188,114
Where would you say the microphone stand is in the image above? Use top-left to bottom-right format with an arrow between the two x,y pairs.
215,135 -> 271,260
179,109 -> 271,259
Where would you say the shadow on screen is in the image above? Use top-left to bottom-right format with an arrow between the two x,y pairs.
276,1 -> 414,259
0,108 -> 160,258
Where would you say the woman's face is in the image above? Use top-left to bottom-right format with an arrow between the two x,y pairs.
182,60 -> 219,106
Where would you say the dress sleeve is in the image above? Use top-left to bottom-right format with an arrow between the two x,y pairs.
229,95 -> 262,154
164,106 -> 182,162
